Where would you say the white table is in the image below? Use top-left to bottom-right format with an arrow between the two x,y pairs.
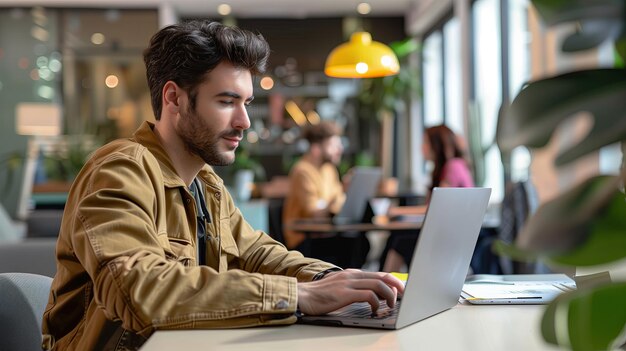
140,303 -> 563,351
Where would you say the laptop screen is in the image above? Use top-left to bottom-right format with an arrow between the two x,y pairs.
334,167 -> 382,224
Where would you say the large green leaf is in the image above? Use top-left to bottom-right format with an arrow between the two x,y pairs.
493,175 -> 626,267
532,0 -> 623,26
617,30 -> 626,63
541,282 -> 626,351
531,0 -> 626,60
497,69 -> 626,166
561,20 -> 621,52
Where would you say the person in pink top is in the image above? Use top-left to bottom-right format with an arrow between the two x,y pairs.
382,124 -> 474,272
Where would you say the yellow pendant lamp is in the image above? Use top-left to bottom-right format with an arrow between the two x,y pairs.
324,32 -> 400,78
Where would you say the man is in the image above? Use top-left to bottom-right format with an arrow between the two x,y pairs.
282,122 -> 370,267
41,20 -> 402,351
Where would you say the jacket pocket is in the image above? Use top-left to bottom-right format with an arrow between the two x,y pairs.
167,237 -> 196,266
218,218 -> 239,258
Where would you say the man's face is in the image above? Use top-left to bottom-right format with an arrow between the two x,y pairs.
176,61 -> 253,166
320,135 -> 344,165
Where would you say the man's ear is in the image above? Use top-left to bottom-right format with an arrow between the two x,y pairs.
162,81 -> 181,115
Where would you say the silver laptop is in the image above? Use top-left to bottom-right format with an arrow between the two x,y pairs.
332,167 -> 382,225
299,187 -> 492,329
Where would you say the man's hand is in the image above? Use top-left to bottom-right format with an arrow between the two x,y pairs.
297,269 -> 405,315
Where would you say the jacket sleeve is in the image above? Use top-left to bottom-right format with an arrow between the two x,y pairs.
69,151 -> 307,335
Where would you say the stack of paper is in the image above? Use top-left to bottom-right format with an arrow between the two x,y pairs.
461,274 -> 576,305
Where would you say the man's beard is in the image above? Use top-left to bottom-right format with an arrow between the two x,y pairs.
177,105 -> 242,166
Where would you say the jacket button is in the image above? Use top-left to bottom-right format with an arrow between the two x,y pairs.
186,198 -> 191,204
215,192 -> 221,200
274,300 -> 288,310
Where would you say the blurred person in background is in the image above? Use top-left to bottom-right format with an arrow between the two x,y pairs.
382,124 -> 474,272
283,121 -> 369,268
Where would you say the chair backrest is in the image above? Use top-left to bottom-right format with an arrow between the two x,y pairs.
498,180 -> 543,274
0,272 -> 52,351
267,197 -> 285,244
0,238 -> 57,277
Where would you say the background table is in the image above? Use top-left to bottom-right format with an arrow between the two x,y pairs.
286,218 -> 423,234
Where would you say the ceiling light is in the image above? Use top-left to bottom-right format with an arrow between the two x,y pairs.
91,33 -> 105,45
306,110 -> 321,125
285,100 -> 307,126
105,75 -> 119,88
260,76 -> 274,90
217,4 -> 232,16
30,26 -> 49,42
246,131 -> 259,143
357,3 -> 372,15
325,32 -> 399,78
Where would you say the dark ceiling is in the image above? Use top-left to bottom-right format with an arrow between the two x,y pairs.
188,16 -> 406,74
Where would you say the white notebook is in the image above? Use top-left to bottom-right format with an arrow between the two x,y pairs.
461,274 -> 576,304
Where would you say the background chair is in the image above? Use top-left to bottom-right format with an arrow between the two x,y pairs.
497,180 -> 550,274
0,272 -> 52,351
267,197 -> 285,244
0,238 -> 57,277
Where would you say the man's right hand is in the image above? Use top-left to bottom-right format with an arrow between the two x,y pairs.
297,269 -> 405,316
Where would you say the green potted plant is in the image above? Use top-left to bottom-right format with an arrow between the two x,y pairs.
358,37 -> 421,120
494,1 -> 626,350
229,143 -> 266,201
358,37 -> 420,185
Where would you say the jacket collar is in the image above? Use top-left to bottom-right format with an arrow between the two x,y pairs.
131,121 -> 223,189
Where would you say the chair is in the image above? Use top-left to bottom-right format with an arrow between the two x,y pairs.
0,238 -> 58,277
497,180 -> 549,274
0,272 -> 53,351
267,197 -> 285,244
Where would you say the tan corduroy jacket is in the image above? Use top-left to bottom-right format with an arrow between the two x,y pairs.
42,122 -> 337,351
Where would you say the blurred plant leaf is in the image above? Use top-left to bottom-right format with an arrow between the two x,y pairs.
359,38 -> 420,116
532,0 -> 626,60
541,281 -> 626,351
389,37 -> 420,59
0,152 -> 24,197
617,31 -> 626,63
493,175 -> 626,267
498,2 -> 626,351
44,137 -> 99,182
497,69 -> 626,166
562,20 -> 621,52
232,144 -> 266,182
532,0 -> 623,26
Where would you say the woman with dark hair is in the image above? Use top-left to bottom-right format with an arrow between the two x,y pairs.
382,124 -> 474,272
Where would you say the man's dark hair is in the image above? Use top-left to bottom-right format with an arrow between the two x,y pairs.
302,121 -> 341,145
143,20 -> 270,120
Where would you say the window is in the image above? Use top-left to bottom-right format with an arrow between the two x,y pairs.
443,17 -> 463,135
472,0 -> 503,201
422,30 -> 444,127
421,14 -> 463,133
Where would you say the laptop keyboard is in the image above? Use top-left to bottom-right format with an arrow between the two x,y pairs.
329,300 -> 400,320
